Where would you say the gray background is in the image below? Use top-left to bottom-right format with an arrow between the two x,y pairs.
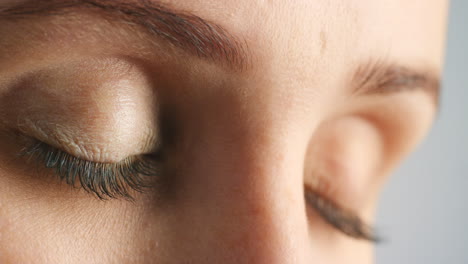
376,1 -> 468,263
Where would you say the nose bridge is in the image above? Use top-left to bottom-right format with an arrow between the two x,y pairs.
194,90 -> 303,214
221,151 -> 309,263
198,145 -> 309,263
176,98 -> 312,263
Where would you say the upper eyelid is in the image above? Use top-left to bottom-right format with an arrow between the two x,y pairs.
8,82 -> 160,164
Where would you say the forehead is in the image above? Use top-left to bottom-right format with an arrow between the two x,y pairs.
164,0 -> 447,72
0,0 -> 446,106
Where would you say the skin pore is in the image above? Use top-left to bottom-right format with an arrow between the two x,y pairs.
0,0 -> 447,263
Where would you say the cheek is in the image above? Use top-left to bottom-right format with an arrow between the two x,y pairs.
0,142 -> 151,263
0,162 -> 52,262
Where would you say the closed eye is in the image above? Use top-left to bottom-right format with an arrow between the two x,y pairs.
20,140 -> 161,200
304,185 -> 381,243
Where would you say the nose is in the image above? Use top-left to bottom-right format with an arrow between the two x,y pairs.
163,107 -> 314,264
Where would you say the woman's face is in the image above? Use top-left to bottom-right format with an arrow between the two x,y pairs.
0,0 -> 447,263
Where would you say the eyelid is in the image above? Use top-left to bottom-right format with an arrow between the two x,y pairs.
304,184 -> 380,242
20,139 -> 160,200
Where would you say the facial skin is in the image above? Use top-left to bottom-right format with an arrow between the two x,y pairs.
0,0 -> 447,263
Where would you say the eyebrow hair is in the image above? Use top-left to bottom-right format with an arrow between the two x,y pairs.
352,59 -> 441,105
0,0 -> 249,70
0,1 -> 440,101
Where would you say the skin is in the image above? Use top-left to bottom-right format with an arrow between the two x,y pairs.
0,0 -> 447,263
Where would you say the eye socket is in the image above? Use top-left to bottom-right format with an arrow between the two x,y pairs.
20,139 -> 162,200
305,88 -> 436,242
304,116 -> 384,242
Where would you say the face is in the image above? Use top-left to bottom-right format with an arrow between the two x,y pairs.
0,0 -> 447,263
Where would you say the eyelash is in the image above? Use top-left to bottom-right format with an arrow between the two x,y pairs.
20,138 -> 378,242
304,186 -> 380,243
21,140 -> 160,200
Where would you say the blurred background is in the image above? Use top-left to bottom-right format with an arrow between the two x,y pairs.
376,0 -> 468,263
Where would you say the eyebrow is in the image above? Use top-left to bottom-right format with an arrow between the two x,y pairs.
351,59 -> 441,105
0,0 -> 249,70
0,1 -> 440,101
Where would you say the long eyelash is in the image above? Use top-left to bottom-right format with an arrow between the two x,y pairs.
21,141 -> 160,200
20,141 -> 380,240
304,185 -> 381,243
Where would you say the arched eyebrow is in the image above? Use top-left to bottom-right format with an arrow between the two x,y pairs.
0,0 -> 441,102
0,0 -> 249,70
351,59 -> 441,106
